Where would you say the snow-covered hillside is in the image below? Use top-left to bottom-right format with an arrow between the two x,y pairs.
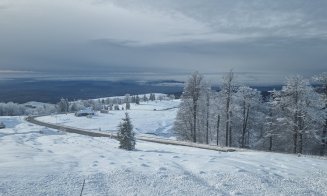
0,116 -> 327,195
38,100 -> 180,138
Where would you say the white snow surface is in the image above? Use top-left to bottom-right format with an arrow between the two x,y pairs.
37,100 -> 181,138
1,116 -> 327,195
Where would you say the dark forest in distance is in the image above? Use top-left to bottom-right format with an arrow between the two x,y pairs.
0,79 -> 281,103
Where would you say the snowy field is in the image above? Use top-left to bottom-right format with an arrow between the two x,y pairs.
37,100 -> 181,138
1,116 -> 327,195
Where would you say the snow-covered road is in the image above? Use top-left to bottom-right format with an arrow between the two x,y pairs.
1,116 -> 327,195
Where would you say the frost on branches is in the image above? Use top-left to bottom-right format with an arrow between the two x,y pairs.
117,113 -> 136,151
174,71 -> 326,155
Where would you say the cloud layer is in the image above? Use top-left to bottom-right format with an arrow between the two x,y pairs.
0,0 -> 326,83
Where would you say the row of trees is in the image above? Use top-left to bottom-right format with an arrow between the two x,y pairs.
0,102 -> 57,116
174,71 -> 327,155
0,93 -> 163,116
57,93 -> 162,113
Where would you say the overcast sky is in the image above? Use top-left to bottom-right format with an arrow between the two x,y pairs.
0,0 -> 326,83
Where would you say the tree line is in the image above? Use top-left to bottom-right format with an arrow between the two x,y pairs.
174,71 -> 327,156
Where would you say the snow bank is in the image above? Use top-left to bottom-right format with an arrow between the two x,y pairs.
0,116 -> 327,195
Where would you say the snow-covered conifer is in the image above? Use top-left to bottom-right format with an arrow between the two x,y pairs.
117,113 -> 135,150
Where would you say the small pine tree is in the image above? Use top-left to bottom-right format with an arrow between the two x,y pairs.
117,113 -> 135,150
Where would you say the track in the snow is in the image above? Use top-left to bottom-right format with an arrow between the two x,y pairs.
25,116 -> 237,152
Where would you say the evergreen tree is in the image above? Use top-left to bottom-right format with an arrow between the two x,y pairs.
117,113 -> 135,150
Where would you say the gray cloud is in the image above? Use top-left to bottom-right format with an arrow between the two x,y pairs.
0,0 -> 326,84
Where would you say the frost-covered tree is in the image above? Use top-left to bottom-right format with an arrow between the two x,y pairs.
125,94 -> 131,110
135,95 -> 140,105
276,75 -> 324,154
0,102 -> 26,116
58,98 -> 69,113
70,102 -> 78,112
143,94 -> 148,102
219,70 -> 237,147
117,113 -> 135,150
69,101 -> 85,112
196,82 -> 212,144
212,93 -> 224,146
124,94 -> 131,103
174,99 -> 194,141
174,71 -> 206,143
234,86 -> 262,148
313,72 -> 327,155
169,94 -> 176,100
252,92 -> 287,152
149,93 -> 156,101
126,102 -> 131,110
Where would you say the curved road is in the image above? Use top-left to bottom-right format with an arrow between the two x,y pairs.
25,116 -> 236,152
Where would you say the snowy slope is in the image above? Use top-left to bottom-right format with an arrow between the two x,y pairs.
38,100 -> 180,138
1,116 -> 327,196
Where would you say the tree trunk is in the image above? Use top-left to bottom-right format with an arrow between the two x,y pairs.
241,104 -> 250,148
299,132 -> 303,154
225,116 -> 229,146
269,136 -> 273,151
225,94 -> 231,146
241,102 -> 246,148
206,95 -> 210,144
298,116 -> 304,154
229,111 -> 232,147
193,102 -> 197,143
293,132 -> 298,154
293,111 -> 298,154
216,115 -> 220,146
320,119 -> 327,156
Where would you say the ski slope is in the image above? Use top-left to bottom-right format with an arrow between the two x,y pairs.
0,116 -> 327,195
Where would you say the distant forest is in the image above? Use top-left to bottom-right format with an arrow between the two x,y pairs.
0,78 -> 282,104
0,79 -> 184,103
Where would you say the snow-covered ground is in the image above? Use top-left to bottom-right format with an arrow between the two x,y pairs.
37,100 -> 180,138
1,116 -> 327,195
